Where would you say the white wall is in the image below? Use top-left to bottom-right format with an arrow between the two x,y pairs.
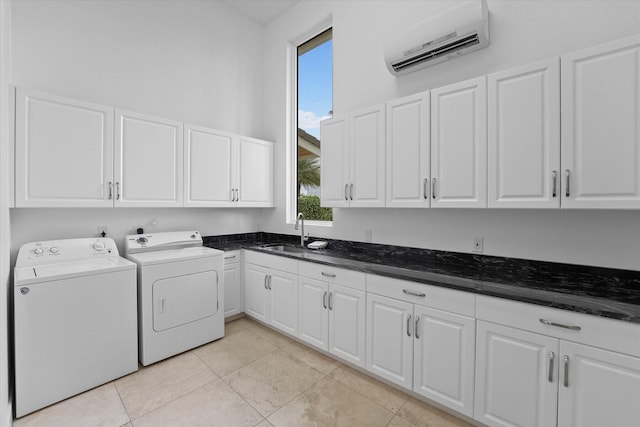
0,1 -> 11,424
10,0 -> 266,257
261,0 -> 640,270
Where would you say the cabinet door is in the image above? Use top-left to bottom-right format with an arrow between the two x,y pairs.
244,263 -> 268,322
558,341 -> 640,427
413,306 -> 475,417
386,92 -> 431,207
184,124 -> 235,207
329,284 -> 366,368
15,88 -> 114,207
321,116 -> 349,207
223,260 -> 241,318
298,276 -> 329,351
431,76 -> 487,208
475,321 -> 559,427
488,58 -> 560,208
268,269 -> 298,336
237,136 -> 273,207
114,110 -> 183,207
561,35 -> 640,209
350,104 -> 386,207
366,293 -> 413,389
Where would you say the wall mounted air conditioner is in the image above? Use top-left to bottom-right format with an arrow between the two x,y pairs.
384,0 -> 489,76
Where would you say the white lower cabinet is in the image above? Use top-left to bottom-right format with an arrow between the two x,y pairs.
366,274 -> 476,417
475,295 -> 640,427
223,251 -> 242,318
243,252 -> 298,336
298,262 -> 366,367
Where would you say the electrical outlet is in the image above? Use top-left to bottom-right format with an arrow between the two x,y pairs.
97,226 -> 108,237
473,237 -> 484,253
365,229 -> 373,243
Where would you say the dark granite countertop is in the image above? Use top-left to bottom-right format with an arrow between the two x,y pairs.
204,233 -> 640,324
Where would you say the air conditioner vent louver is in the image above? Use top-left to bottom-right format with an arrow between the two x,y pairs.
384,0 -> 489,76
392,33 -> 481,72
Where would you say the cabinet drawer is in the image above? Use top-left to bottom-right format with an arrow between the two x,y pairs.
243,250 -> 298,274
367,274 -> 475,317
223,250 -> 240,265
298,261 -> 365,291
476,295 -> 640,357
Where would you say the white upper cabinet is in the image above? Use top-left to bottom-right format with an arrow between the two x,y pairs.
561,35 -> 640,209
321,104 -> 385,208
386,92 -> 431,207
114,110 -> 183,207
237,136 -> 274,207
350,105 -> 386,207
488,58 -> 561,208
184,124 -> 235,207
431,76 -> 487,208
15,88 -> 114,207
321,116 -> 349,207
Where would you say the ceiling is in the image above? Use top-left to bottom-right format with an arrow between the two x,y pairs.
222,0 -> 301,26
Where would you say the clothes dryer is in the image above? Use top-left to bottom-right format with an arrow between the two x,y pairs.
125,231 -> 224,365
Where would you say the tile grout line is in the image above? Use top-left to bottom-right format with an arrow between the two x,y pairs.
112,379 -> 133,426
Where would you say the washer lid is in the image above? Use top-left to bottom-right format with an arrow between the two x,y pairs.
126,246 -> 222,266
14,257 -> 136,286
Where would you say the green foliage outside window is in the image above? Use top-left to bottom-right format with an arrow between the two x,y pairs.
298,195 -> 333,221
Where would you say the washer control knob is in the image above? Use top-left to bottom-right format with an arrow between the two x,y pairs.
49,247 -> 60,254
136,237 -> 148,245
34,248 -> 44,255
93,242 -> 105,251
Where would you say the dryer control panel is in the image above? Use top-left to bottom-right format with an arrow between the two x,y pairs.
15,238 -> 119,267
124,230 -> 203,254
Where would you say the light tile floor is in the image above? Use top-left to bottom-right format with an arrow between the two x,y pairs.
14,317 -> 474,427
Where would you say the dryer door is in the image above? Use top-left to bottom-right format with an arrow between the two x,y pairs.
152,270 -> 219,332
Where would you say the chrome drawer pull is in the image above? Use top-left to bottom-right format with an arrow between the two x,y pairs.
407,314 -> 412,337
423,178 -> 428,199
548,351 -> 555,382
328,292 -> 333,310
415,316 -> 420,340
564,355 -> 570,387
431,178 -> 437,200
565,169 -> 571,198
264,275 -> 268,290
552,171 -> 557,198
116,182 -> 121,200
108,181 -> 113,200
539,319 -> 581,331
403,289 -> 426,298
224,255 -> 236,260
321,272 -> 336,278
344,184 -> 348,201
323,291 -> 327,309
350,183 -> 354,200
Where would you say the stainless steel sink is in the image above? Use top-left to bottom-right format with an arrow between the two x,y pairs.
261,244 -> 308,254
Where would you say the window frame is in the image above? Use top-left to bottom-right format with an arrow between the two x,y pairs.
287,18 -> 333,227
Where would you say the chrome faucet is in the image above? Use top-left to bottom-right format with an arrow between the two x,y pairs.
294,212 -> 309,247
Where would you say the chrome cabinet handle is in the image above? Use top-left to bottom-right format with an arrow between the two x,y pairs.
407,314 -> 412,337
423,178 -> 428,199
108,181 -> 113,200
552,171 -> 557,198
321,272 -> 336,278
224,255 -> 236,260
415,316 -> 420,339
350,183 -> 353,200
345,184 -> 349,201
548,351 -> 555,382
539,319 -> 581,331
116,182 -> 121,200
236,189 -> 239,202
564,355 -> 569,387
431,178 -> 436,200
268,275 -> 272,290
230,188 -> 235,201
323,291 -> 327,309
565,169 -> 571,198
403,289 -> 426,298
328,292 -> 333,310
264,275 -> 268,289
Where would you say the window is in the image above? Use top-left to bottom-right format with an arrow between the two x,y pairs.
296,28 -> 333,222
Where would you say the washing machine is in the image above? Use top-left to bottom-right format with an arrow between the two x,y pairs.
13,237 -> 138,418
125,230 -> 224,366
